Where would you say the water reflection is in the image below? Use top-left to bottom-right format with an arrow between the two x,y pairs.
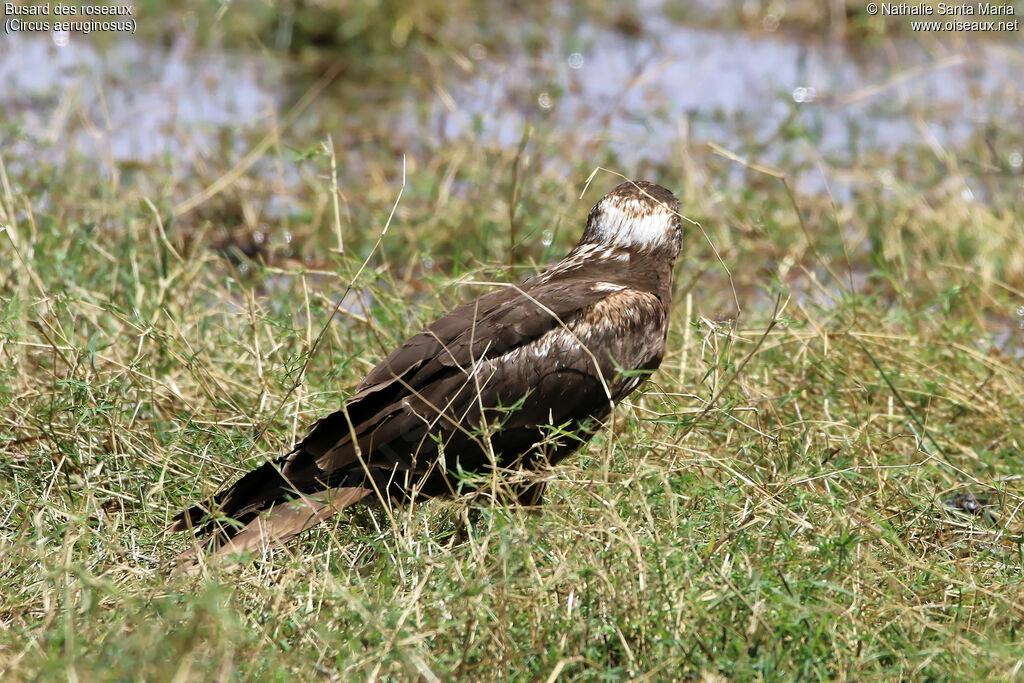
1,12 -> 1020,194
0,34 -> 280,172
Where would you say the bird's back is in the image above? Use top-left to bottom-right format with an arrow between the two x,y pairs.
169,180 -> 682,565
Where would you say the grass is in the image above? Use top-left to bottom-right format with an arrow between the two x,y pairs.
2,2 -> 1024,680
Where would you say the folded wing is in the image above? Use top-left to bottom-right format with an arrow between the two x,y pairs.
170,275 -> 666,557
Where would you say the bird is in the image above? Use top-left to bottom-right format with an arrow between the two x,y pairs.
169,180 -> 682,566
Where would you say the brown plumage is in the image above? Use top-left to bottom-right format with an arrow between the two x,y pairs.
170,180 -> 682,566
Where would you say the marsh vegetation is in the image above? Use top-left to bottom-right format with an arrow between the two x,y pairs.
1,1 -> 1022,679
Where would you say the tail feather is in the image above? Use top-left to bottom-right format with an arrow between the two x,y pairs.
167,503 -> 208,534
167,445 -> 371,570
167,455 -> 302,536
174,486 -> 373,571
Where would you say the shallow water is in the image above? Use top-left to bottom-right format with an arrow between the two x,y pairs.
2,7 -> 1020,357
0,34 -> 281,176
434,17 -> 1022,197
2,8 -> 1021,196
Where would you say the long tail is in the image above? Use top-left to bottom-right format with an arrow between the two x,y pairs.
172,486 -> 372,572
168,443 -> 374,571
167,457 -> 296,535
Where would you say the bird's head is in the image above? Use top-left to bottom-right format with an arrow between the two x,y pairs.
578,181 -> 681,258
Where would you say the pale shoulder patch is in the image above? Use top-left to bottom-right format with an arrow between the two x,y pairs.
591,282 -> 627,293
577,289 -> 664,336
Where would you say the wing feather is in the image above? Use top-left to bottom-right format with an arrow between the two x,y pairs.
302,277 -> 632,474
172,274 -> 668,555
307,286 -> 667,476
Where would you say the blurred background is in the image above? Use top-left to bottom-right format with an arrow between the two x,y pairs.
2,0 -> 1021,328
